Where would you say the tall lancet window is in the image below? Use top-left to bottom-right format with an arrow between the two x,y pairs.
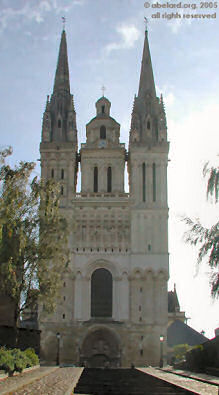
51,169 -> 54,178
100,125 -> 106,139
91,268 -> 112,317
107,167 -> 112,193
94,166 -> 98,193
153,163 -> 156,202
142,163 -> 146,202
61,169 -> 64,179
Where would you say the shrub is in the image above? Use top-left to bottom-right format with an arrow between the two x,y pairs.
173,344 -> 190,362
10,349 -> 27,373
0,347 -> 39,375
23,348 -> 39,367
0,348 -> 15,375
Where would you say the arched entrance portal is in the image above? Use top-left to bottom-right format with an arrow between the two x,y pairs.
80,328 -> 120,368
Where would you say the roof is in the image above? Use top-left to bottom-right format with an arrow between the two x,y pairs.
167,319 -> 209,347
168,290 -> 180,312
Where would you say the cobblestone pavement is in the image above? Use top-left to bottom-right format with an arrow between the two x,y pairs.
0,367 -> 57,395
0,366 -> 218,395
0,367 -> 83,395
138,367 -> 219,395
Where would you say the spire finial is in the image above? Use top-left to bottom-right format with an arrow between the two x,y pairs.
62,16 -> 66,31
101,85 -> 106,97
144,17 -> 149,32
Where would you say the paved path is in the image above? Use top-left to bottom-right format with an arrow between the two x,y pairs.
0,366 -> 218,395
0,366 -> 83,395
138,367 -> 219,395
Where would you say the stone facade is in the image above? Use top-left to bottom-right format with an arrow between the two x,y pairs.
39,29 -> 169,367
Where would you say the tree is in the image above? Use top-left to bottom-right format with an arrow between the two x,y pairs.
173,344 -> 190,362
183,162 -> 219,298
0,148 -> 70,328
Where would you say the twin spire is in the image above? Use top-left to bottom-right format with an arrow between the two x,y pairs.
48,26 -> 162,147
53,29 -> 70,94
138,29 -> 156,100
53,26 -> 156,101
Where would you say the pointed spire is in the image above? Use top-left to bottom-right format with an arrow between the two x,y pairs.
138,30 -> 156,99
45,95 -> 50,111
160,94 -> 165,113
53,30 -> 70,94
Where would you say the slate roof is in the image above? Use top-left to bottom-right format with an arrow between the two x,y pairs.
167,319 -> 209,347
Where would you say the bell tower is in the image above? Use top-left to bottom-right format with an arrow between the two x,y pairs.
80,95 -> 126,194
128,28 -> 169,255
128,28 -> 169,357
40,29 -> 78,207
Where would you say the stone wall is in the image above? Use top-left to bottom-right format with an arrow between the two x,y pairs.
0,295 -> 16,326
0,326 -> 40,355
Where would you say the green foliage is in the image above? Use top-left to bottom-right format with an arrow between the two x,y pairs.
10,348 -> 27,373
173,344 -> 190,361
191,344 -> 203,352
203,162 -> 219,203
183,162 -> 219,298
0,347 -> 14,374
23,348 -> 39,367
0,148 -> 70,325
0,347 -> 39,374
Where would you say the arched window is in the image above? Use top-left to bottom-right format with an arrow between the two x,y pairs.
100,125 -> 106,139
91,268 -> 112,317
58,119 -> 61,128
142,163 -> 146,202
61,186 -> 64,195
94,166 -> 98,192
61,169 -> 64,179
51,168 -> 54,178
107,167 -> 112,193
101,105 -> 105,114
153,163 -> 156,202
147,120 -> 150,130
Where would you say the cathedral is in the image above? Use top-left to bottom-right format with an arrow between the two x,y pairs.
39,27 -> 169,367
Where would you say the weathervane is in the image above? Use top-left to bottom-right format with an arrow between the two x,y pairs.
62,16 -> 66,30
101,85 -> 106,97
144,17 -> 149,32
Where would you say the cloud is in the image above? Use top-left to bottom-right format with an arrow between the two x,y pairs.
168,98 -> 219,224
0,0 -> 84,33
105,24 -> 140,54
168,18 -> 183,34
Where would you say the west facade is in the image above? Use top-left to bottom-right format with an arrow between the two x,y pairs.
39,28 -> 169,367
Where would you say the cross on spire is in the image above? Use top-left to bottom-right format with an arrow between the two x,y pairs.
62,16 -> 66,30
101,85 -> 106,97
144,17 -> 149,32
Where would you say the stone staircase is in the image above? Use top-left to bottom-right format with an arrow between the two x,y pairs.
74,368 -> 196,394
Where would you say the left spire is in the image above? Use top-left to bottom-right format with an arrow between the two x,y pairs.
53,29 -> 70,94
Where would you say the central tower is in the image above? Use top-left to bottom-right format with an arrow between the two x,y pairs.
39,28 -> 169,367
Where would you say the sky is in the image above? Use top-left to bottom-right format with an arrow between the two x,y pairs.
0,0 -> 218,339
